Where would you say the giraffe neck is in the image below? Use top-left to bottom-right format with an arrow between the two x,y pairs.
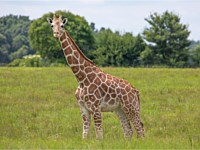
59,31 -> 99,84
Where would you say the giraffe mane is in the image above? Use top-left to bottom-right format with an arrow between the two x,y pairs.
65,31 -> 95,66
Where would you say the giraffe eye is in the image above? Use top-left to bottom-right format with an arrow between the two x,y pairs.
61,25 -> 64,28
51,24 -> 54,28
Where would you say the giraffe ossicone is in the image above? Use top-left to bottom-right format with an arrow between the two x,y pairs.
47,14 -> 145,140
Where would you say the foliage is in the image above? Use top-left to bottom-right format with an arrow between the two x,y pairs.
0,12 -> 199,67
8,55 -> 46,67
28,10 -> 95,63
189,40 -> 200,50
0,68 -> 200,149
143,11 -> 191,67
0,15 -> 35,65
7,55 -> 66,67
90,29 -> 146,66
191,44 -> 200,67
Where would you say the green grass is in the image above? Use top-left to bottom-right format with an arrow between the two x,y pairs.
0,67 -> 200,149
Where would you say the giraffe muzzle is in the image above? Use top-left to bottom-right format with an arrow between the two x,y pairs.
53,32 -> 60,38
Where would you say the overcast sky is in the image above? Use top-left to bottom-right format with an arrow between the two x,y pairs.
0,0 -> 199,41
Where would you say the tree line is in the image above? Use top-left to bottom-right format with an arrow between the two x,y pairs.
0,15 -> 35,65
0,11 -> 200,67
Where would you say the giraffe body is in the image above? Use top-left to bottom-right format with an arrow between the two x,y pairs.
47,15 -> 144,140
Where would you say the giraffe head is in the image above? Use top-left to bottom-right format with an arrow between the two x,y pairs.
47,14 -> 68,38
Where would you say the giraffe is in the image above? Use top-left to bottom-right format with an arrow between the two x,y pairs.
47,14 -> 145,140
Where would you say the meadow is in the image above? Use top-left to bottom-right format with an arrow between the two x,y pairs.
0,67 -> 200,149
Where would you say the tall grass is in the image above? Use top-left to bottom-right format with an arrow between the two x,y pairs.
0,67 -> 200,149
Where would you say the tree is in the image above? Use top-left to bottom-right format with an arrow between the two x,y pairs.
91,29 -> 146,66
9,45 -> 29,61
90,22 -> 98,33
28,10 -> 95,63
191,44 -> 200,67
143,11 -> 191,67
121,34 -> 146,66
0,15 -> 34,65
90,29 -> 118,66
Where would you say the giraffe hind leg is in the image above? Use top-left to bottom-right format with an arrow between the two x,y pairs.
115,108 -> 133,139
132,108 -> 145,138
122,95 -> 145,138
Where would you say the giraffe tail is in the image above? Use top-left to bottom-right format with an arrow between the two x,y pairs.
135,89 -> 140,107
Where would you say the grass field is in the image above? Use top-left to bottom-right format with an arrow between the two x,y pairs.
0,67 -> 200,149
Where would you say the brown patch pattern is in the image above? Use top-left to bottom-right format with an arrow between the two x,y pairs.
54,20 -> 145,139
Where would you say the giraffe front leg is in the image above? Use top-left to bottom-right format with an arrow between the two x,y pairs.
76,87 -> 91,139
80,106 -> 91,139
92,110 -> 103,140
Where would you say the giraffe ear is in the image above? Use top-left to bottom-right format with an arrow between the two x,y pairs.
47,18 -> 53,24
62,18 -> 68,25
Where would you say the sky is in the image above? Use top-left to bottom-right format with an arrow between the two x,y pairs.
0,0 -> 199,41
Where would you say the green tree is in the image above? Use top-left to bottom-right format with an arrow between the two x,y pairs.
0,33 -> 9,64
28,10 -> 95,63
121,34 -> 146,66
191,44 -> 200,67
143,11 -> 191,67
91,29 -> 122,66
9,45 -> 29,61
0,15 -> 34,65
91,29 -> 146,66
139,46 -> 154,66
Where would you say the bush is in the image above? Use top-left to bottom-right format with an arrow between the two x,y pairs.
8,55 -> 50,67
